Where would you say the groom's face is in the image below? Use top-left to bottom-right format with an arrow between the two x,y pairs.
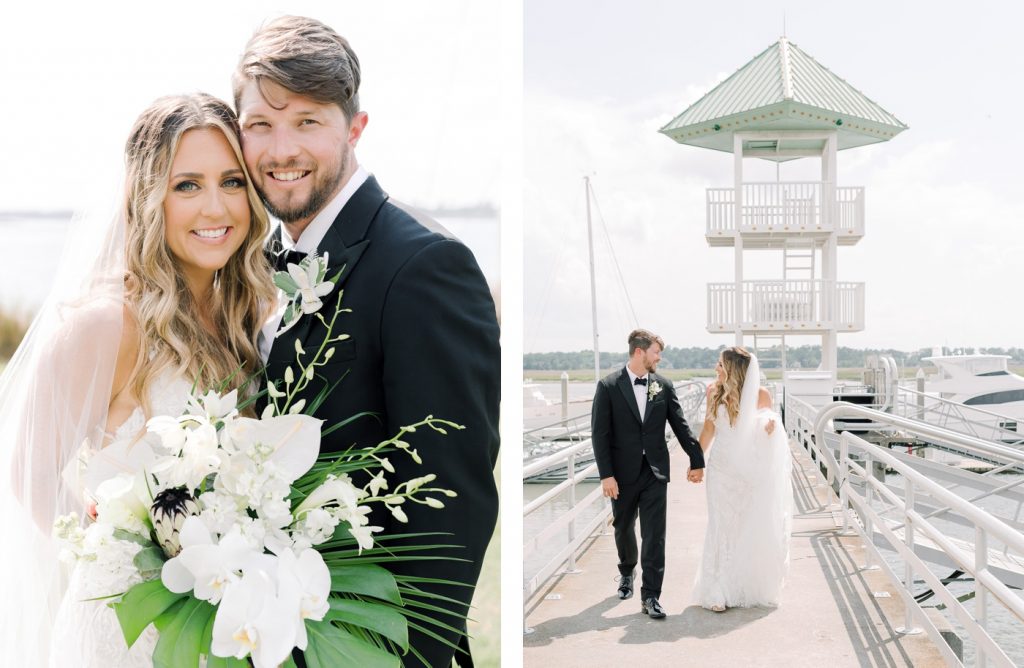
238,80 -> 368,231
642,344 -> 662,373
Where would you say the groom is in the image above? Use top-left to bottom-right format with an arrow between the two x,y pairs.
591,329 -> 704,618
235,16 -> 500,667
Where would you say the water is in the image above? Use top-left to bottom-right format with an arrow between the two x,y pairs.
0,214 -> 71,309
876,472 -> 1024,665
0,212 -> 499,311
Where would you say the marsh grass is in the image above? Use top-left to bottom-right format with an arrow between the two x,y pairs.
0,306 -> 28,363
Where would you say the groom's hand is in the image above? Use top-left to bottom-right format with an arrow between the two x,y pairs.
687,468 -> 704,484
601,476 -> 619,500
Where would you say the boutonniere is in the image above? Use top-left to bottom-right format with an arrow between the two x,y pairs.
648,380 -> 662,401
274,252 -> 342,335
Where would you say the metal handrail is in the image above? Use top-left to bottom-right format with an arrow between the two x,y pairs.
801,401 -> 1024,667
524,380 -> 707,474
893,385 -> 1024,446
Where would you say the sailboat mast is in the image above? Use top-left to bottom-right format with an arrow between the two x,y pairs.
585,176 -> 600,383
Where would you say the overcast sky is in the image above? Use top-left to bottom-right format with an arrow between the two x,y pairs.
524,0 -> 1024,353
0,0 -> 500,212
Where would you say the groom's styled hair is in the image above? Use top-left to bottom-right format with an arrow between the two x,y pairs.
628,329 -> 664,355
233,15 -> 362,122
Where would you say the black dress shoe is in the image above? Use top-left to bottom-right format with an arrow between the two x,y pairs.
617,572 -> 634,600
641,597 -> 666,619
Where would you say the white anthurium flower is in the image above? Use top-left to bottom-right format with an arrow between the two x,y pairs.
287,258 -> 334,315
221,414 -> 322,483
211,568 -> 298,668
276,548 -> 331,651
161,517 -> 274,605
94,472 -> 150,534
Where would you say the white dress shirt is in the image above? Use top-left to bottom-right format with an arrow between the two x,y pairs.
626,366 -> 649,420
258,166 -> 371,361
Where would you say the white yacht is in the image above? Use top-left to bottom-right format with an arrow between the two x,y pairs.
924,354 -> 1024,424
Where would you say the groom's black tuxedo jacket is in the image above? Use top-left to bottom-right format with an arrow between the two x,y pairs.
266,175 -> 500,667
591,368 -> 704,485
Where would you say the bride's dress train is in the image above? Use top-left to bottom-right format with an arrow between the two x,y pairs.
49,374 -> 191,667
693,403 -> 792,609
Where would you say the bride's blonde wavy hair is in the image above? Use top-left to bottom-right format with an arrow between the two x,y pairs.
122,94 -> 275,416
710,346 -> 752,427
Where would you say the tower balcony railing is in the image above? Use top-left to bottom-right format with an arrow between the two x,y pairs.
707,280 -> 864,332
706,182 -> 864,241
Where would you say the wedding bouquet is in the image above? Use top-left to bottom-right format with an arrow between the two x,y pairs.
53,254 -> 461,668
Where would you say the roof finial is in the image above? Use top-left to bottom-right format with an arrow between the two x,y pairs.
782,12 -> 787,39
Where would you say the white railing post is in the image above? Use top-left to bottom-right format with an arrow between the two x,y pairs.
560,371 -> 569,427
898,479 -> 922,634
840,433 -> 850,534
863,448 -> 875,569
564,451 -> 581,574
976,526 -> 989,668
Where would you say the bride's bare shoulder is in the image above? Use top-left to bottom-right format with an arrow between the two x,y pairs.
757,386 -> 773,409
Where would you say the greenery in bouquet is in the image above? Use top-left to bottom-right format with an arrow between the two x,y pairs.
53,254 -> 466,668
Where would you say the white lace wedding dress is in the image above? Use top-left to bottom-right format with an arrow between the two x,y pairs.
49,374 -> 191,667
693,403 -> 793,609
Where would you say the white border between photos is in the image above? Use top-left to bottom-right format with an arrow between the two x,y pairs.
499,0 -> 524,665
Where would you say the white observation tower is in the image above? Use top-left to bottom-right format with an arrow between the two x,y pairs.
660,37 -> 906,383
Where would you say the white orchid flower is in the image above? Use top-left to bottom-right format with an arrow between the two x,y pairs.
367,471 -> 389,497
276,548 -> 331,651
295,473 -> 367,515
161,517 -> 273,604
188,389 -> 240,425
287,259 -> 334,315
210,569 -> 298,668
146,416 -> 188,456
346,522 -> 381,552
166,422 -> 222,490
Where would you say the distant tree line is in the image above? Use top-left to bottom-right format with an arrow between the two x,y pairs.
523,346 -> 1024,370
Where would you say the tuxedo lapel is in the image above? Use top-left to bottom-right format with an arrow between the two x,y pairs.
317,175 -> 387,292
616,369 -> 642,425
642,383 -> 654,424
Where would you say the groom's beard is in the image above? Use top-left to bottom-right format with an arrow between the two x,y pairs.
256,144 -> 350,224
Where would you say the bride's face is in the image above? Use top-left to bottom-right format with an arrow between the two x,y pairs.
163,128 -> 251,283
715,357 -> 726,383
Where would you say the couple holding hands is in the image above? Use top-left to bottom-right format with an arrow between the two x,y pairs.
591,330 -> 792,620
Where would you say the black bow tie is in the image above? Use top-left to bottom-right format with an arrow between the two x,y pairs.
634,377 -> 648,386
274,249 -> 307,272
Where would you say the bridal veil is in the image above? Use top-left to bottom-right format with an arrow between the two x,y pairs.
0,188 -> 128,664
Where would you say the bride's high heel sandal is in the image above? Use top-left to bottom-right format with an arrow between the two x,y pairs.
707,605 -> 726,613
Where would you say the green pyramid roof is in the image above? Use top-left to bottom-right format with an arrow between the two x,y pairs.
660,37 -> 907,156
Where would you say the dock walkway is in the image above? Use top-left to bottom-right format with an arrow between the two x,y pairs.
523,440 -> 949,667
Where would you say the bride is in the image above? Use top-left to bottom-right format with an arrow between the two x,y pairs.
0,93 -> 275,666
693,347 -> 792,611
